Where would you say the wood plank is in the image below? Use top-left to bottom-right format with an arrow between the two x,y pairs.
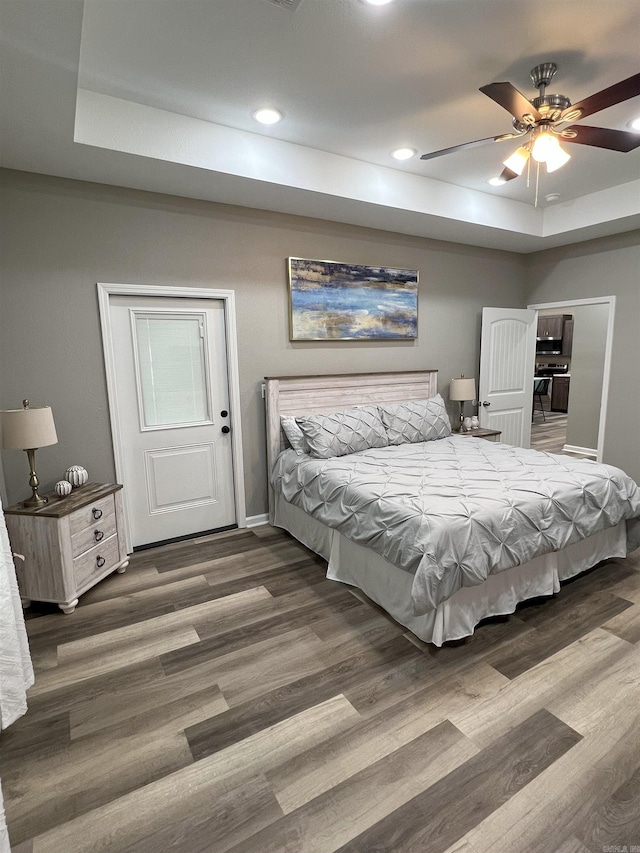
117,775 -> 284,853
333,709 -> 581,853
545,637 -> 640,737
268,662 -> 508,814
184,634 -> 419,761
25,574 -> 209,645
485,590 -> 633,679
69,678 -> 228,741
160,593 -> 363,675
462,691 -> 640,853
30,695 -> 360,853
451,628 -> 630,748
575,763 -> 640,851
226,720 -> 477,853
602,602 -> 640,644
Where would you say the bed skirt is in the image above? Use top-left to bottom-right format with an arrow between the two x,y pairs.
273,493 -> 629,646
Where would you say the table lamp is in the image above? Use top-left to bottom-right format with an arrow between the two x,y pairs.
1,400 -> 58,507
449,376 -> 477,432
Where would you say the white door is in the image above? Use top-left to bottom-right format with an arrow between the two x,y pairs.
109,296 -> 236,548
478,307 -> 537,447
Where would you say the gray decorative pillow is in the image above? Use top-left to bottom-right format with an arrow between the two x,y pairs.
296,405 -> 389,459
281,416 -> 309,454
380,395 -> 452,445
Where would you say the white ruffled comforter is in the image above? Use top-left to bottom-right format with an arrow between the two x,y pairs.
272,436 -> 640,614
0,498 -> 34,853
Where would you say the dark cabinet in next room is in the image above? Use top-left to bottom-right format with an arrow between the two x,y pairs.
551,376 -> 570,413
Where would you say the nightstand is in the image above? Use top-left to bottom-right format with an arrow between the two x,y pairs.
458,428 -> 502,442
4,483 -> 129,614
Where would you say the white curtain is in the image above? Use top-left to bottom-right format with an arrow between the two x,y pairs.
0,498 -> 34,853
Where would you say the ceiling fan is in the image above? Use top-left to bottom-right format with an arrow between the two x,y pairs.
420,63 -> 640,184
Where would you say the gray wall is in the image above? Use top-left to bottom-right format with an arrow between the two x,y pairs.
565,304 -> 608,453
525,230 -> 640,483
0,169 -> 528,515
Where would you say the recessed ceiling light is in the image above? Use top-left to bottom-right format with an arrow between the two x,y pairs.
545,193 -> 561,202
629,116 -> 640,131
392,148 -> 416,161
362,0 -> 394,5
253,108 -> 283,125
488,176 -> 506,186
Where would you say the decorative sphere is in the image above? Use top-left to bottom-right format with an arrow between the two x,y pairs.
55,480 -> 73,497
65,465 -> 88,487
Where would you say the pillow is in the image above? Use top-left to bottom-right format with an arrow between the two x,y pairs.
295,404 -> 389,459
380,395 -> 452,445
281,416 -> 309,454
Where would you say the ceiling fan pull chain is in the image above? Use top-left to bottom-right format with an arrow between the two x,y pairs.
534,161 -> 540,208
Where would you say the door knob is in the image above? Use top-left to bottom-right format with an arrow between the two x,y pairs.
482,401 -> 491,407
221,425 -> 230,434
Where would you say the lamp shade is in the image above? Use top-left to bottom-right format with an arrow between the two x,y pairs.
502,146 -> 530,176
545,144 -> 571,173
1,404 -> 57,449
532,131 -> 559,163
449,377 -> 476,402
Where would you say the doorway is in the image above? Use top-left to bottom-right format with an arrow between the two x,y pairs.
98,284 -> 246,551
527,296 -> 615,463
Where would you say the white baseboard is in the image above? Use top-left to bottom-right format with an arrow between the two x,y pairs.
245,513 -> 269,528
563,444 -> 597,458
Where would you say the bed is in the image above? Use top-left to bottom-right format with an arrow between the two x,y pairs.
265,370 -> 640,646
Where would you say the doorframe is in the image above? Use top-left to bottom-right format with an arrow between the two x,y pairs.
527,295 -> 616,463
97,283 -> 247,552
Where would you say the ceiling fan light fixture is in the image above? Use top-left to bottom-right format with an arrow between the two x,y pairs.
545,145 -> 571,173
531,131 -> 560,163
502,146 -> 530,176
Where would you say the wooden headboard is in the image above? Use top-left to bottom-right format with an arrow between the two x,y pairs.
264,370 -> 439,522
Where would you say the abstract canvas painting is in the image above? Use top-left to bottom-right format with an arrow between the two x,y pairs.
288,258 -> 418,340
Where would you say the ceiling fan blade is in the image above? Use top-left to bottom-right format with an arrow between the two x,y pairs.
561,125 -> 640,152
479,82 -> 542,124
561,73 -> 640,122
420,133 -> 520,161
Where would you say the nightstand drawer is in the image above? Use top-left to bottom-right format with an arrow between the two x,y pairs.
71,509 -> 117,558
69,494 -> 116,538
73,533 -> 120,589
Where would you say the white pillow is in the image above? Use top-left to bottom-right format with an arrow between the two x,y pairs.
281,416 -> 309,454
380,395 -> 452,445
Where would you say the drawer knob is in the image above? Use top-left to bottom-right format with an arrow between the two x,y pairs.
94,530 -> 104,542
96,555 -> 105,568
92,508 -> 103,520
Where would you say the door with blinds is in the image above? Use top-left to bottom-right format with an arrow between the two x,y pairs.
109,295 -> 236,548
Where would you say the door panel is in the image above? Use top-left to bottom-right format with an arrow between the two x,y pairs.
145,444 -> 217,512
479,308 -> 537,447
110,296 -> 236,547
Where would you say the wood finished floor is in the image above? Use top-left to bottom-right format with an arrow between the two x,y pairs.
3,525 -> 640,853
530,406 -> 569,455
